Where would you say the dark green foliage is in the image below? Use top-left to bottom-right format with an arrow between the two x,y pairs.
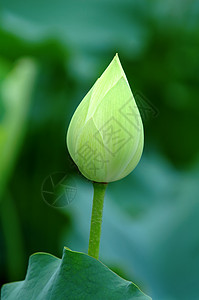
0,1 -> 199,299
2,248 -> 151,300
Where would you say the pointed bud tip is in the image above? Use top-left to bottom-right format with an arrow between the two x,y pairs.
114,53 -> 120,64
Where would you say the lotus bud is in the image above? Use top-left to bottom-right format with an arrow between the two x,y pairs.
66,54 -> 144,183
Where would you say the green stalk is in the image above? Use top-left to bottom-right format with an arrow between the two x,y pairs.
88,182 -> 107,259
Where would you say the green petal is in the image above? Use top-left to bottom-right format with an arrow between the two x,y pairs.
67,85 -> 93,158
116,126 -> 144,181
74,118 -> 109,182
92,77 -> 143,182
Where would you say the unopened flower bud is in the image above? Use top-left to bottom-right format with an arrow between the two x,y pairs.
67,54 -> 144,183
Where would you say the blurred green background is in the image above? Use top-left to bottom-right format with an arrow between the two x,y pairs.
0,1 -> 199,299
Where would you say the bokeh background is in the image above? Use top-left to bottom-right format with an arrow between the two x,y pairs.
0,1 -> 199,299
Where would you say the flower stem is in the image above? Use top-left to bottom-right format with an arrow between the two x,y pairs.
88,182 -> 107,259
